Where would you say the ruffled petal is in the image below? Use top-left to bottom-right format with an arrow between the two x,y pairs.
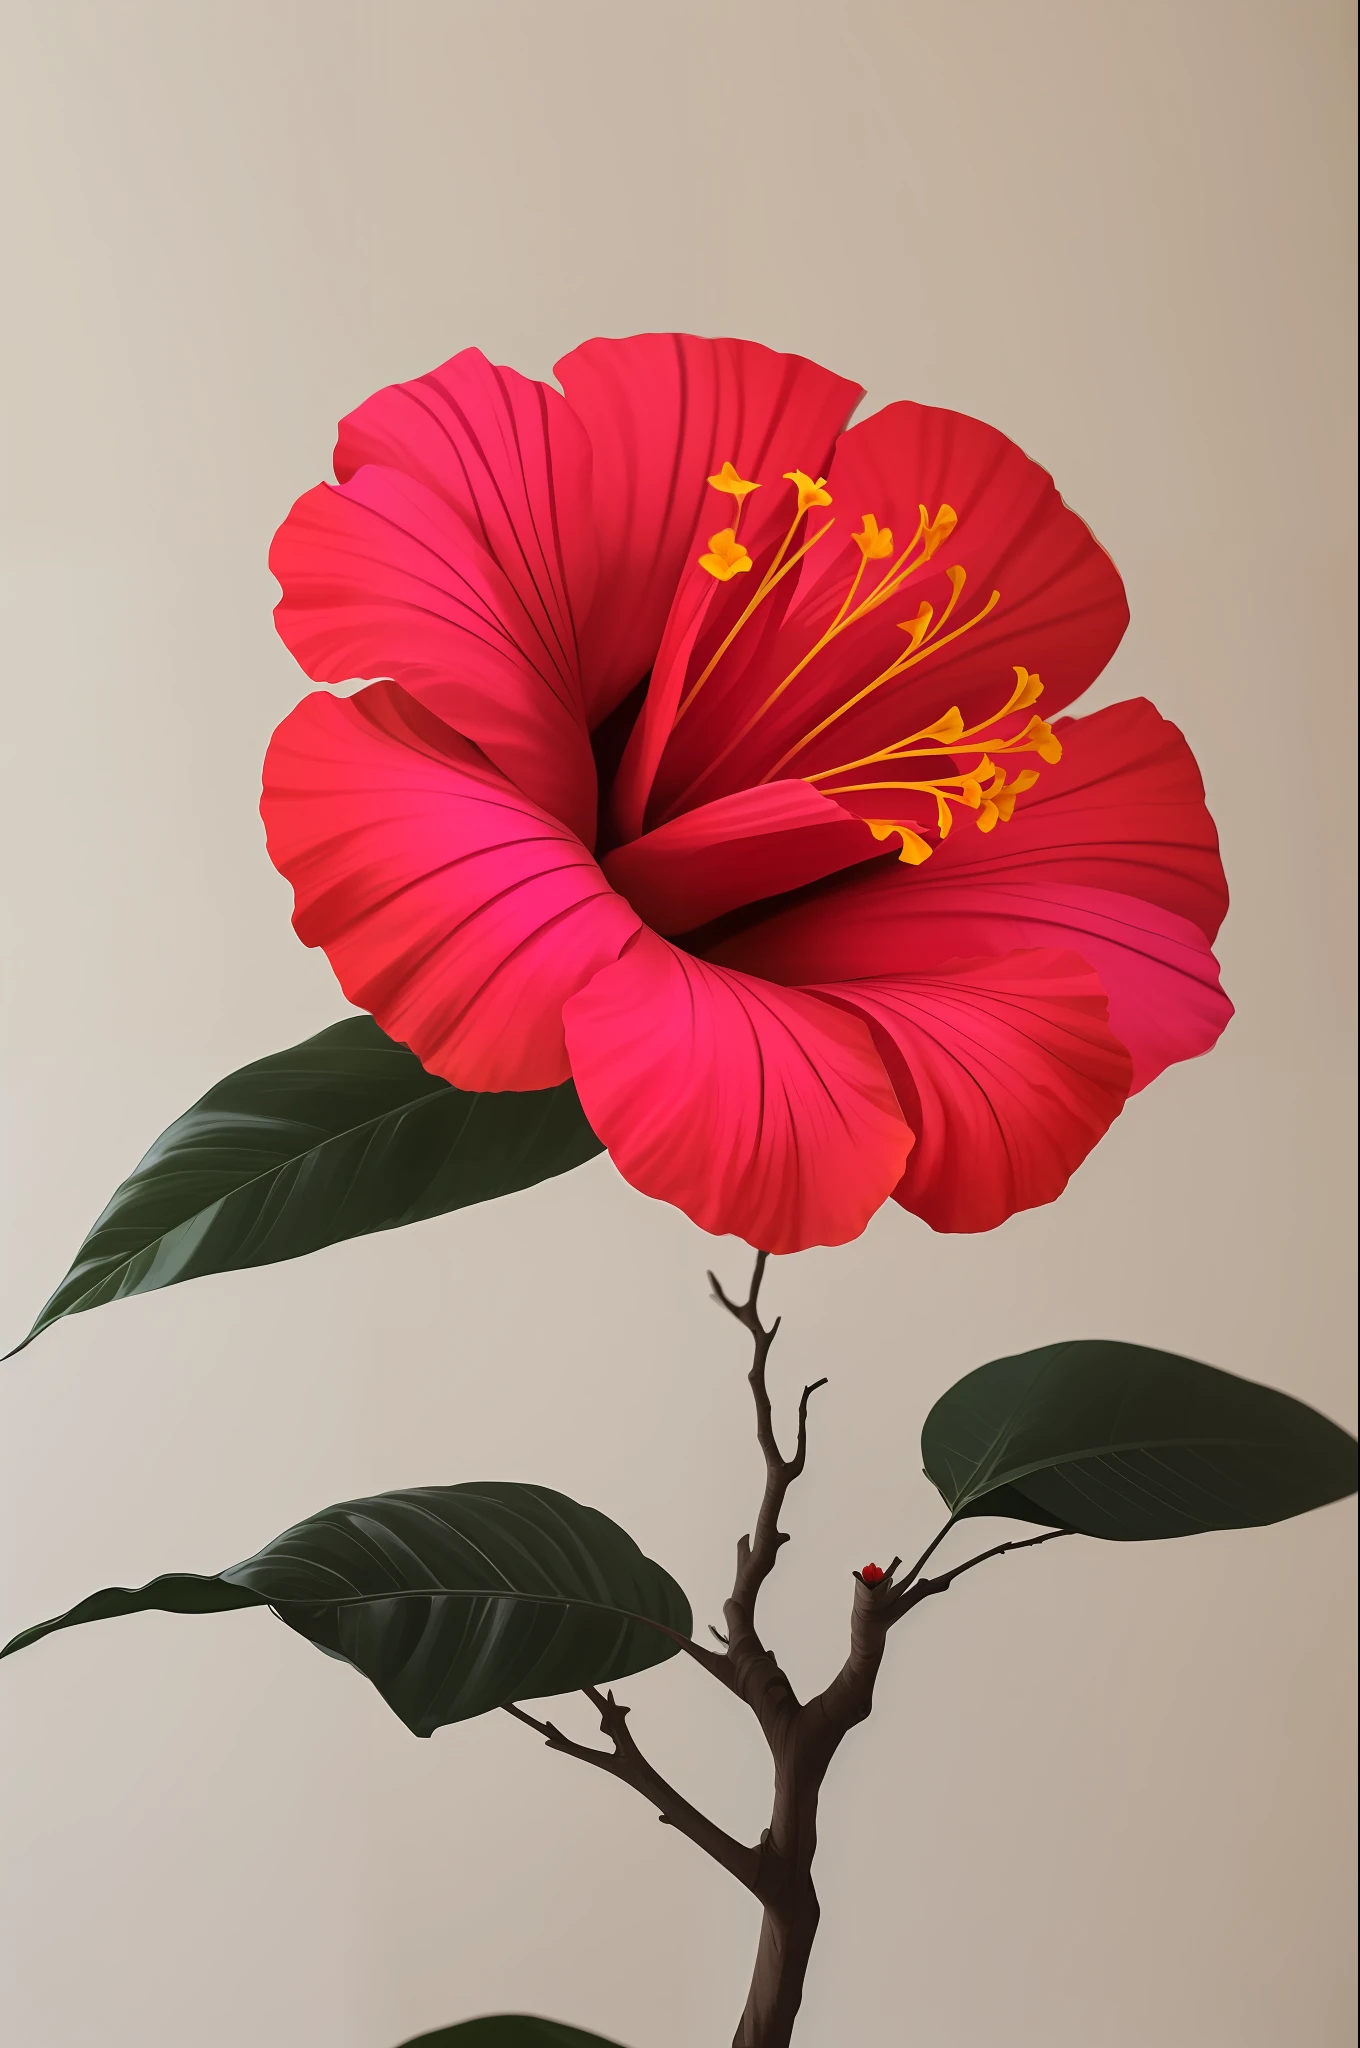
648,397 -> 1128,817
866,881 -> 1223,1096
261,683 -> 639,1089
601,780 -> 882,935
923,696 -> 1229,940
555,334 -> 863,726
814,951 -> 1133,1232
713,864 -> 1228,1095
561,930 -> 911,1253
271,350 -> 599,840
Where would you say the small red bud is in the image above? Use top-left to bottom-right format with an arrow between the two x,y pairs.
860,1562 -> 886,1586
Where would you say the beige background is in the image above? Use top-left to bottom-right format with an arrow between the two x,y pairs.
1,3 -> 1355,2044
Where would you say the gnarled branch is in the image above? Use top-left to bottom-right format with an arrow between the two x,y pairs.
709,1251 -> 827,1742
514,1254 -> 1074,2048
502,1690 -> 761,1893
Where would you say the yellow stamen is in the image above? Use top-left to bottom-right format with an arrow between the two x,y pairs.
854,513 -> 895,560
759,582 -> 1002,783
707,460 -> 760,504
976,766 -> 1040,832
680,517 -> 835,714
810,665 -> 1059,856
808,672 -> 1057,788
865,818 -> 934,865
676,467 -> 838,722
920,504 -> 958,556
666,460 -> 985,827
784,469 -> 833,513
692,508 -> 959,789
924,562 -> 967,640
698,528 -> 753,581
953,664 -> 1044,738
898,601 -> 933,655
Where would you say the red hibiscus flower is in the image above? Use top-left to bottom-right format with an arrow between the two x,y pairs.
261,335 -> 1230,1253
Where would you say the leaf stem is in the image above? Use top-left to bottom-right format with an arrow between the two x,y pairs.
889,1526 -> 1071,1622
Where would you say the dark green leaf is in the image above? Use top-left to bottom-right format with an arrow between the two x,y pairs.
922,1341 -> 1358,1540
0,1575 -> 262,1657
0,1483 -> 692,1734
13,1015 -> 604,1353
397,2020 -> 628,2047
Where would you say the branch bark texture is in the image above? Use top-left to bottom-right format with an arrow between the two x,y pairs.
504,1250 -> 1068,2048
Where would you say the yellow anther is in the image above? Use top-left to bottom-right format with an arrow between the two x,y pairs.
699,529 -> 754,581
955,762 -> 991,808
919,504 -> 959,557
897,602 -> 935,655
698,528 -> 754,580
854,513 -> 895,560
784,470 -> 833,514
865,819 -> 934,865
1018,717 -> 1062,764
977,766 -> 1040,831
917,706 -> 965,745
707,460 -> 760,503
1006,666 -> 1044,714
799,658 -> 1061,853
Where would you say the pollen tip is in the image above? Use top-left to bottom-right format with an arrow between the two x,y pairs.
855,512 -> 895,560
708,460 -> 759,501
784,469 -> 833,514
698,527 -> 754,580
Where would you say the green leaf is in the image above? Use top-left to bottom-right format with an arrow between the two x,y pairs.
13,1016 -> 604,1352
922,1341 -> 1358,1540
397,2020 -> 629,2047
0,1483 -> 692,1734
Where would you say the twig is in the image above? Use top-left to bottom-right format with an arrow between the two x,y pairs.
500,1691 -> 760,1892
513,1255 -> 1076,2044
890,1526 -> 1071,1621
710,1252 -> 827,1662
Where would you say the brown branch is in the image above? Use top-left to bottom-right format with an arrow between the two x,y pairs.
801,1570 -> 898,1766
511,1255 -> 1075,2046
501,1691 -> 761,1893
708,1251 -> 828,1742
802,1528 -> 1069,1770
889,1525 -> 1071,1622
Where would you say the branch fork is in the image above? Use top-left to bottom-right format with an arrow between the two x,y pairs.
505,1249 -> 1068,2048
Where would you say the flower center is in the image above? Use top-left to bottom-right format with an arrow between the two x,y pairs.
668,462 -> 1060,862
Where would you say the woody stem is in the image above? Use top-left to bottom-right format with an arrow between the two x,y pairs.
504,1252 -> 1070,2048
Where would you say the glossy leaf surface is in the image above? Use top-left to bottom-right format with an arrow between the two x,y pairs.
923,1340 -> 1358,1540
0,1483 -> 691,1734
15,1016 -> 604,1352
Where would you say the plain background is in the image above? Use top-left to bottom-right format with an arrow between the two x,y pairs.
1,3 -> 1355,2044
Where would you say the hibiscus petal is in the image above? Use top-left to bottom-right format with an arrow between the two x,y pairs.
814,952 -> 1133,1233
877,883 -> 1225,1096
261,683 -> 640,1089
601,781 -> 882,935
271,350 -> 598,840
708,685 -> 1232,1092
332,347 -> 598,645
925,696 -> 1229,941
555,334 -> 863,725
650,397 -> 1128,814
562,930 -> 911,1253
714,863 -> 1229,1095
